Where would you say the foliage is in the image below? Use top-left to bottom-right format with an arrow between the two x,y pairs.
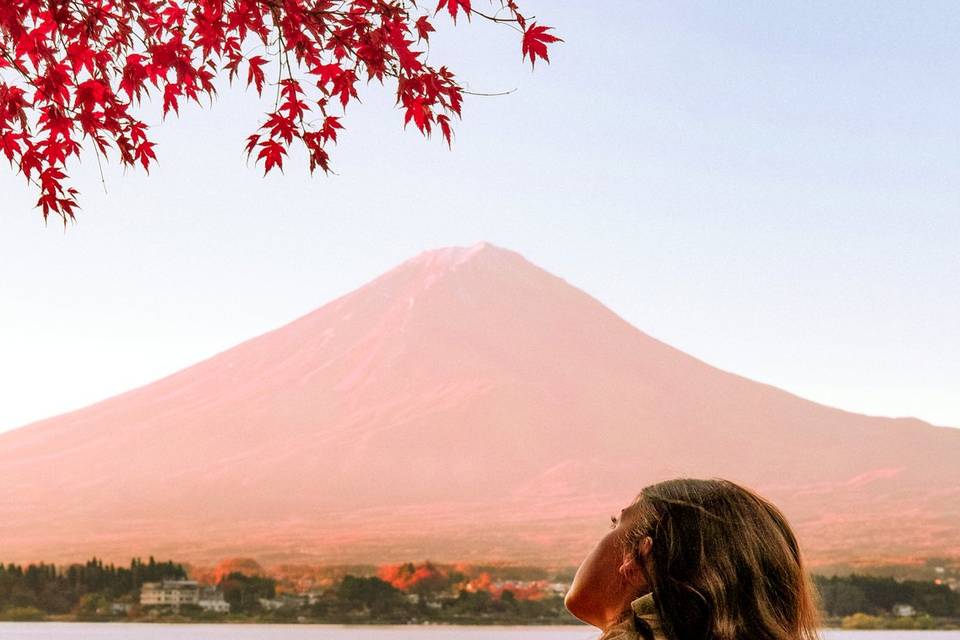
841,612 -> 940,630
377,560 -> 463,595
219,571 -> 276,613
0,0 -> 558,221
337,574 -> 405,615
815,573 -> 960,618
75,592 -> 111,620
0,605 -> 46,621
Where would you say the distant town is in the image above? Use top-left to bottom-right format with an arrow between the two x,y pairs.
1,557 -> 959,629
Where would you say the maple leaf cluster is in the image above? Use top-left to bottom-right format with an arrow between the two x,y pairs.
0,0 -> 559,222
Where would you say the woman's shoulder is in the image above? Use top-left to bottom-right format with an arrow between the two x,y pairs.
598,594 -> 663,640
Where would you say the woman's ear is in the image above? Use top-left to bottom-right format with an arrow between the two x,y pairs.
618,536 -> 652,589
638,535 -> 652,559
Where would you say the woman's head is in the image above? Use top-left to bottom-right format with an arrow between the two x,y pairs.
565,478 -> 819,640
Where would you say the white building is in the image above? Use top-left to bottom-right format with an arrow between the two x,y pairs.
198,587 -> 231,613
259,597 -> 286,611
140,580 -> 200,610
892,603 -> 916,617
110,602 -> 131,614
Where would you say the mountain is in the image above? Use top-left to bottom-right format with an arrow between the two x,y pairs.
1,243 -> 958,567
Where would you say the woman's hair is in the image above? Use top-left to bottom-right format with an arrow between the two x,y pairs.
622,478 -> 820,640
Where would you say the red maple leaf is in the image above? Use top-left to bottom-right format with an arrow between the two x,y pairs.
162,84 -> 180,116
330,69 -> 358,108
65,41 -> 96,75
403,96 -> 432,134
414,16 -> 435,42
436,113 -> 452,148
320,116 -> 343,143
311,63 -> 342,90
246,56 -> 267,95
74,80 -> 109,110
1,131 -> 23,163
120,55 -> 149,101
521,23 -> 562,68
256,139 -> 286,174
262,112 -> 296,144
435,0 -> 470,23
135,140 -> 157,171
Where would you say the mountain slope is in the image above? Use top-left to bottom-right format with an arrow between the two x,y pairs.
1,243 -> 957,566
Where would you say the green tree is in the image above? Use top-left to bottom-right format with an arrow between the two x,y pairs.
337,576 -> 405,616
220,572 -> 276,614
75,592 -> 110,620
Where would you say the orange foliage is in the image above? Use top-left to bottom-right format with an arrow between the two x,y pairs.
377,561 -> 450,592
211,557 -> 265,583
464,571 -> 548,601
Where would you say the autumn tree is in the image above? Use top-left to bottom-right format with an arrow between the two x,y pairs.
0,0 -> 559,222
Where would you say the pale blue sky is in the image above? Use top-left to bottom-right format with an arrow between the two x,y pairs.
1,1 -> 958,432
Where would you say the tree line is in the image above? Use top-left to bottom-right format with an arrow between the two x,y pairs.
814,574 -> 959,618
0,557 -> 186,618
3,558 -> 959,624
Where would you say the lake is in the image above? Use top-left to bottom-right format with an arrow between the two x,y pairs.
1,625 -> 959,640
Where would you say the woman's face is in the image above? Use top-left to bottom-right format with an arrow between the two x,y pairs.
563,499 -> 652,629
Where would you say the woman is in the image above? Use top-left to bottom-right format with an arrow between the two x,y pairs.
564,478 -> 820,640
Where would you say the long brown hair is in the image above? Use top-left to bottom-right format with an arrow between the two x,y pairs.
622,478 -> 819,640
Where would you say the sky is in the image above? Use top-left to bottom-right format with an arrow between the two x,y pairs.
1,1 -> 958,433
